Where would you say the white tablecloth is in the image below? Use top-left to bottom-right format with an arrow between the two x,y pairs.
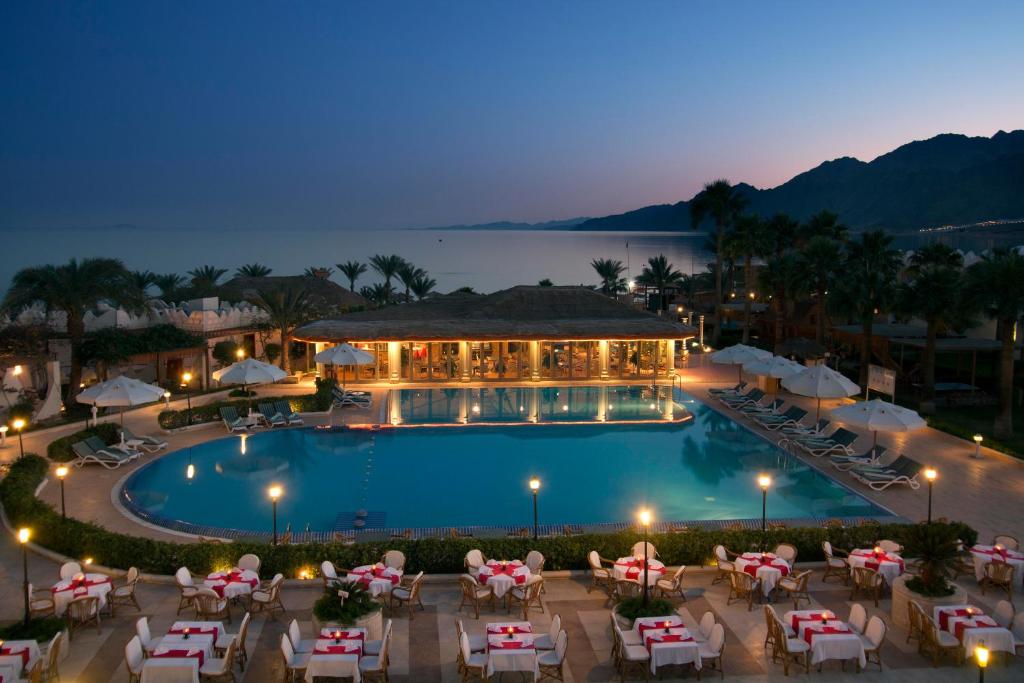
203,568 -> 259,600
785,611 -> 866,668
641,627 -> 701,673
167,621 -> 225,641
141,658 -> 199,683
970,545 -> 1024,582
736,553 -> 790,596
848,549 -> 905,585
485,628 -> 538,680
343,564 -> 403,597
477,561 -> 530,599
0,664 -> 20,683
305,636 -> 363,683
50,573 -> 113,615
933,604 -> 1017,655
0,640 -> 41,677
612,557 -> 665,587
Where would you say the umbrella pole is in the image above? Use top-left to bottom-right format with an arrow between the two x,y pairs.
872,430 -> 877,451
816,397 -> 821,422
738,365 -> 742,384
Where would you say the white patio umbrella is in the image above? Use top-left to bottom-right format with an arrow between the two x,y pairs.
314,343 -> 375,388
212,357 -> 287,411
76,376 -> 166,425
782,364 -> 862,420
742,356 -> 804,400
830,398 -> 927,449
710,344 -> 773,383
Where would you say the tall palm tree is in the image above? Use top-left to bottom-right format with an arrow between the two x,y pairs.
899,243 -> 968,411
410,274 -> 437,300
725,214 -> 771,343
591,258 -> 627,296
799,209 -> 848,244
251,286 -> 312,374
759,252 -> 806,353
129,270 -> 157,297
765,213 -> 799,257
637,255 -> 683,311
803,236 -> 843,344
2,258 -> 137,402
359,283 -> 392,307
396,263 -> 426,302
966,248 -> 1024,438
689,179 -> 748,344
830,231 -> 902,389
235,263 -> 272,277
336,261 -> 367,292
304,266 -> 334,278
153,273 -> 186,301
188,265 -> 228,292
369,254 -> 406,300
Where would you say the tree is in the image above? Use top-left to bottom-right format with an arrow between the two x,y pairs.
799,209 -> 848,244
637,255 -> 683,312
336,261 -> 368,292
724,214 -> 770,343
409,274 -> 437,300
129,270 -> 157,296
759,252 -> 806,353
396,263 -> 426,302
236,263 -> 272,277
537,278 -> 553,287
830,231 -> 901,389
360,283 -> 392,306
153,273 -> 186,301
369,254 -> 406,300
765,213 -> 799,256
803,236 -> 843,344
251,286 -> 312,374
188,265 -> 228,293
689,180 -> 748,345
2,258 -> 138,403
304,266 -> 333,278
966,248 -> 1024,438
900,243 -> 969,411
591,258 -> 627,296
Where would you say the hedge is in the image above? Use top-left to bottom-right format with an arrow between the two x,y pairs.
46,423 -> 121,462
1,454 -> 978,579
157,379 -> 336,429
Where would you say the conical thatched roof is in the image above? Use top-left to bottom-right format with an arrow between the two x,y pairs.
294,286 -> 696,342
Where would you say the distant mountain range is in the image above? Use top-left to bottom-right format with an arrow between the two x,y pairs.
575,130 -> 1024,232
418,217 -> 590,231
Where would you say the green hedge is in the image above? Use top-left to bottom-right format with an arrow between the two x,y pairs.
1,454 -> 978,579
157,378 -> 336,429
45,423 -> 121,462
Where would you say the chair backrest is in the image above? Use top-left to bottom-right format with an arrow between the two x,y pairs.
907,600 -> 922,635
864,616 -> 886,648
554,629 -> 568,661
993,534 -> 1020,550
221,406 -> 239,421
288,619 -> 302,649
731,570 -> 755,593
124,635 -> 144,674
774,543 -> 797,563
69,595 -> 99,620
238,611 -> 251,645
671,564 -> 686,584
707,623 -> 725,654
280,633 -> 295,665
382,550 -> 406,570
849,603 -> 868,633
195,589 -> 223,614
548,613 -> 562,641
136,616 -> 153,646
60,561 -> 82,580
459,575 -> 476,598
714,545 -> 728,563
631,541 -> 657,559
822,541 -> 833,559
237,553 -> 261,573
321,561 -> 337,579
46,632 -> 61,668
587,550 -> 602,570
876,539 -> 901,554
700,610 -> 716,639
986,560 -> 1014,582
993,600 -> 1015,628
125,566 -> 140,587
853,566 -> 880,587
525,550 -> 545,573
175,566 -> 193,588
1012,612 -> 1024,641
270,573 -> 285,597
459,632 -> 472,662
465,549 -> 484,569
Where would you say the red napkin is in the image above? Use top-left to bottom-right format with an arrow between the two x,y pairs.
938,608 -> 974,631
791,613 -> 830,631
803,626 -> 848,644
0,648 -> 29,667
168,625 -> 219,637
491,640 -> 527,650
152,649 -> 205,666
319,629 -> 365,640
638,621 -> 679,636
52,576 -> 110,594
955,617 -> 998,641
645,634 -> 694,650
315,645 -> 361,655
487,625 -> 530,634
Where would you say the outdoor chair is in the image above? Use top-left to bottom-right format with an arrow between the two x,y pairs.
609,613 -> 642,670
821,541 -> 850,584
320,561 -> 345,588
195,587 -> 232,624
85,434 -> 141,458
848,603 -> 868,634
67,595 -> 101,638
587,550 -> 615,595
250,573 -> 285,617
737,398 -> 784,415
27,583 -> 55,619
287,618 -> 316,654
257,402 -> 287,427
1012,613 -> 1024,655
108,566 -> 142,616
236,553 -> 261,574
655,565 -> 687,599
279,634 -> 310,683
275,400 -> 304,425
850,566 -> 885,606
119,426 -> 168,452
708,381 -> 747,397
614,578 -> 639,601
199,640 -> 236,682
364,618 -> 392,657
42,630 -> 61,683
921,617 -> 962,666
124,636 -> 144,683
792,427 -> 859,457
695,611 -> 717,643
507,576 -> 544,619
458,632 -> 488,682
358,628 -> 389,683
993,534 -> 1020,550
780,418 -> 830,437
727,570 -> 760,611
771,617 -> 809,675
458,574 -> 495,618
906,600 -> 926,646
216,611 -> 251,671
831,445 -> 888,470
219,406 -> 249,432
534,613 -> 562,650
59,561 -> 82,580
763,605 -> 792,658
719,388 -> 764,408
773,543 -> 798,564
135,616 -> 163,655
464,549 -> 486,571
993,599 -> 1015,628
712,545 -> 737,584
455,620 -> 485,679
630,541 -> 657,558
980,561 -> 1014,599
617,635 -> 651,681
525,549 -> 545,578
537,630 -> 568,682
389,571 -> 424,618
381,549 -> 406,570
753,406 -> 807,430
776,569 -> 812,609
876,539 -> 903,554
174,566 -> 199,615
697,623 -> 726,679
851,457 -> 923,490
71,440 -> 138,469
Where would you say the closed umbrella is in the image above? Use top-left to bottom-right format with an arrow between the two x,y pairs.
76,376 -> 166,425
782,364 -> 861,420
314,343 -> 375,388
830,398 -> 926,449
710,344 -> 773,383
212,358 -> 288,410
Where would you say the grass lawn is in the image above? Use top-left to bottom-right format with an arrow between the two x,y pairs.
926,404 -> 1024,460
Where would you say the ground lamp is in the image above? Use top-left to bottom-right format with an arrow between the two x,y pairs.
924,468 -> 937,523
0,424 -> 7,447
638,508 -> 652,606
55,466 -> 69,518
181,372 -> 194,425
18,527 -> 30,624
163,391 -> 171,408
12,418 -> 26,459
757,474 -> 772,546
269,485 -> 283,545
529,477 -> 541,539
236,348 -> 245,360
972,434 -> 983,459
975,642 -> 989,682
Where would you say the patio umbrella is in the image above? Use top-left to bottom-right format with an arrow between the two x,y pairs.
782,364 -> 861,420
829,398 -> 926,449
314,343 -> 375,388
742,356 -> 804,400
710,344 -> 773,382
76,376 -> 166,426
212,358 -> 288,410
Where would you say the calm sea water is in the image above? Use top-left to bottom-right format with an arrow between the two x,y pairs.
2,228 -> 712,294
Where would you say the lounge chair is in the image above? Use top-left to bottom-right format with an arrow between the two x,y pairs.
257,402 -> 287,427
274,401 -> 304,426
708,381 -> 747,397
119,427 -> 168,453
332,387 -> 372,408
850,457 -> 923,490
831,446 -> 888,471
72,441 -> 139,469
780,418 -> 830,438
219,406 -> 249,433
737,398 -> 784,415
86,435 -> 141,458
719,388 -> 764,408
753,406 -> 808,431
790,427 -> 859,457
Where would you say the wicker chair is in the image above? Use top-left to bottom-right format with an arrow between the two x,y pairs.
195,587 -> 232,624
772,617 -> 809,675
174,566 -> 199,615
712,545 -> 737,584
616,635 -> 651,681
279,634 -> 310,683
655,565 -> 687,599
921,617 -> 962,666
381,550 -> 406,571
631,541 -> 658,559
124,635 -> 144,683
776,569 -> 812,609
614,579 -> 639,602
458,632 -> 488,681
875,539 -> 903,554
993,534 -> 1020,551
586,550 -> 615,595
199,640 -> 236,682
458,574 -> 494,618
848,603 -> 868,634
108,566 -> 142,616
906,600 -> 925,646
980,561 -> 1014,599
762,605 -> 786,660
850,566 -> 884,606
609,612 -> 643,670
821,541 -> 850,584
27,583 -> 56,619
464,549 -> 486,572
537,630 -> 568,682
67,595 -> 101,638
727,570 -> 760,611
859,616 -> 887,671
250,573 -> 285,618
507,576 -> 544,620
697,623 -> 725,679
237,553 -> 261,574
389,571 -> 424,619
773,543 -> 798,565
41,630 -> 61,683
216,611 -> 251,671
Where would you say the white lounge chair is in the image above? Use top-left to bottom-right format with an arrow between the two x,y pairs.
72,441 -> 138,469
275,401 -> 304,425
120,427 -> 168,452
219,406 -> 249,432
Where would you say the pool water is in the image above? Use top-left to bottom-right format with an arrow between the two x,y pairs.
122,389 -> 890,533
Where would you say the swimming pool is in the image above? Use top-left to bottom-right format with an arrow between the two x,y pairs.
121,388 -> 893,536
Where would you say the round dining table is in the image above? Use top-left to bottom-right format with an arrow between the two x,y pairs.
613,557 -> 665,586
734,552 -> 790,597
50,573 -> 113,616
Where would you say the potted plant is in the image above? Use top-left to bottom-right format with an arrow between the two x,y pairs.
312,581 -> 384,640
612,595 -> 676,627
890,522 -> 966,629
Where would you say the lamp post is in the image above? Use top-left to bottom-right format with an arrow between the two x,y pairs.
236,347 -> 245,360
181,372 -> 193,425
163,391 -> 171,409
12,418 -> 26,459
638,509 -> 652,607
924,468 -> 937,523
758,474 -> 772,549
269,485 -> 283,545
18,527 -> 30,625
975,642 -> 989,683
529,477 -> 541,540
972,434 -> 983,459
0,424 -> 7,448
55,466 -> 68,519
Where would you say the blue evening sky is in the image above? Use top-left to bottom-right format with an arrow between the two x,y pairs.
1,1 -> 1022,230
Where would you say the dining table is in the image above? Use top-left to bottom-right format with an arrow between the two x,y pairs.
476,560 -> 530,599
969,545 -> 1024,583
847,548 -> 905,585
0,640 -> 40,679
305,627 -> 366,683
933,604 -> 1016,654
343,564 -> 404,597
148,619 -> 222,678
140,657 -> 199,683
633,616 -> 701,674
50,572 -> 113,616
203,568 -> 259,600
612,557 -> 665,587
485,621 -> 538,680
784,609 -> 866,669
735,552 -> 790,597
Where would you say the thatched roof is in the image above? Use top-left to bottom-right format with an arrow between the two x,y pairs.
294,286 -> 696,342
220,276 -> 367,311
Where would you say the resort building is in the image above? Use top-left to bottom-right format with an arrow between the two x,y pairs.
294,286 -> 697,384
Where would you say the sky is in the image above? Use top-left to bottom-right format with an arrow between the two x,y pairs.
1,1 -> 1022,231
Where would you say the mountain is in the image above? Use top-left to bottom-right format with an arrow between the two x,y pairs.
575,130 -> 1024,231
417,217 -> 589,231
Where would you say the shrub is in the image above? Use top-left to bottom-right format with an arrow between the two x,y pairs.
157,382 -> 333,429
312,582 -> 381,624
228,389 -> 257,398
0,616 -> 66,641
616,596 -> 674,621
902,522 -> 961,597
46,423 -> 121,462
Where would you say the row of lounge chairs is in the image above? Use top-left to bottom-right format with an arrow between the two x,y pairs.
70,428 -> 168,469
331,386 -> 372,408
219,402 -> 303,432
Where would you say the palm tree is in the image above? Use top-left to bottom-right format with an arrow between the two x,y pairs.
803,236 -> 843,344
251,286 -> 312,374
2,258 -> 136,402
689,180 -> 748,344
765,213 -> 799,256
830,231 -> 902,389
235,263 -> 272,277
360,283 -> 392,306
304,266 -> 334,278
725,214 -> 770,343
591,258 -> 627,296
637,255 -> 683,311
966,248 -> 1024,438
153,273 -> 186,301
129,270 -> 157,296
799,209 -> 848,244
759,252 -> 806,353
410,274 -> 437,300
396,263 -> 426,302
188,265 -> 228,292
336,261 -> 367,292
369,254 -> 406,300
900,243 -> 969,411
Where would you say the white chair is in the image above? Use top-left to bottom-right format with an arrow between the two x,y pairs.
858,615 -> 886,671
538,629 -> 567,680
694,610 -> 716,642
1012,612 -> 1024,654
59,561 -> 82,581
194,587 -> 231,623
822,541 -> 850,584
288,618 -> 316,653
776,619 -> 810,675
237,553 -> 261,574
534,613 -> 561,650
109,566 -> 142,616
42,630 -> 62,682
587,550 -> 613,594
174,566 -> 198,615
848,603 -> 868,634
321,561 -> 342,588
382,549 -> 406,570
358,626 -> 389,681
459,632 -> 488,681
279,634 -> 310,681
773,543 -> 798,564
216,611 -> 250,670
993,599 -> 1015,628
630,541 -> 657,559
135,616 -> 162,654
525,550 -> 545,574
656,565 -> 687,599
618,635 -> 650,680
199,639 -> 235,681
366,618 -> 394,656
465,549 -> 485,570
124,635 -> 144,683
698,623 -> 725,678
713,545 -> 735,583
390,570 -> 425,618
876,539 -> 903,554
251,573 -> 285,616
455,618 -> 487,655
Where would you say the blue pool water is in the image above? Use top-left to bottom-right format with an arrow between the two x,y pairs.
122,389 -> 890,533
